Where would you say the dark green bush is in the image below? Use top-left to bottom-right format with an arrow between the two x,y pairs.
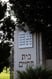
17,67 -> 52,79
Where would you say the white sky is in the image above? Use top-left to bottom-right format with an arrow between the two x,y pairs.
0,0 -> 17,23
1,0 -> 9,2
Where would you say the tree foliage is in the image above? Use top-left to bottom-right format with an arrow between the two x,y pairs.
9,0 -> 52,32
0,0 -> 52,38
0,42 -> 11,72
1,17 -> 15,40
0,1 -> 16,40
0,2 -> 12,72
0,2 -> 7,20
17,67 -> 52,79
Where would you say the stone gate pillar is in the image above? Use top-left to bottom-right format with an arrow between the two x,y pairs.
14,28 -> 43,79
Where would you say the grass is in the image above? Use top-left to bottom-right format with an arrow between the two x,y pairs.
0,67 -> 10,79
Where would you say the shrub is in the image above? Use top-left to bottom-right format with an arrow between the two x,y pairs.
17,67 -> 52,79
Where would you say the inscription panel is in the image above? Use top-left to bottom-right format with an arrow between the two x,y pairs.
18,31 -> 32,48
18,54 -> 34,67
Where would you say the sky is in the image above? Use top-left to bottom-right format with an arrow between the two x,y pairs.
1,0 -> 9,2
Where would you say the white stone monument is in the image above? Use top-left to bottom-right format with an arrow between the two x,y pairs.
14,27 -> 42,79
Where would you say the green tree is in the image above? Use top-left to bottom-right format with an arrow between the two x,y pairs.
1,0 -> 52,37
0,1 -> 14,72
0,42 -> 10,72
9,0 -> 52,33
1,0 -> 52,36
0,1 -> 15,40
0,1 -> 7,20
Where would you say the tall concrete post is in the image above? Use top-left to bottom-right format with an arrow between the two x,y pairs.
36,33 -> 42,67
14,28 -> 43,79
